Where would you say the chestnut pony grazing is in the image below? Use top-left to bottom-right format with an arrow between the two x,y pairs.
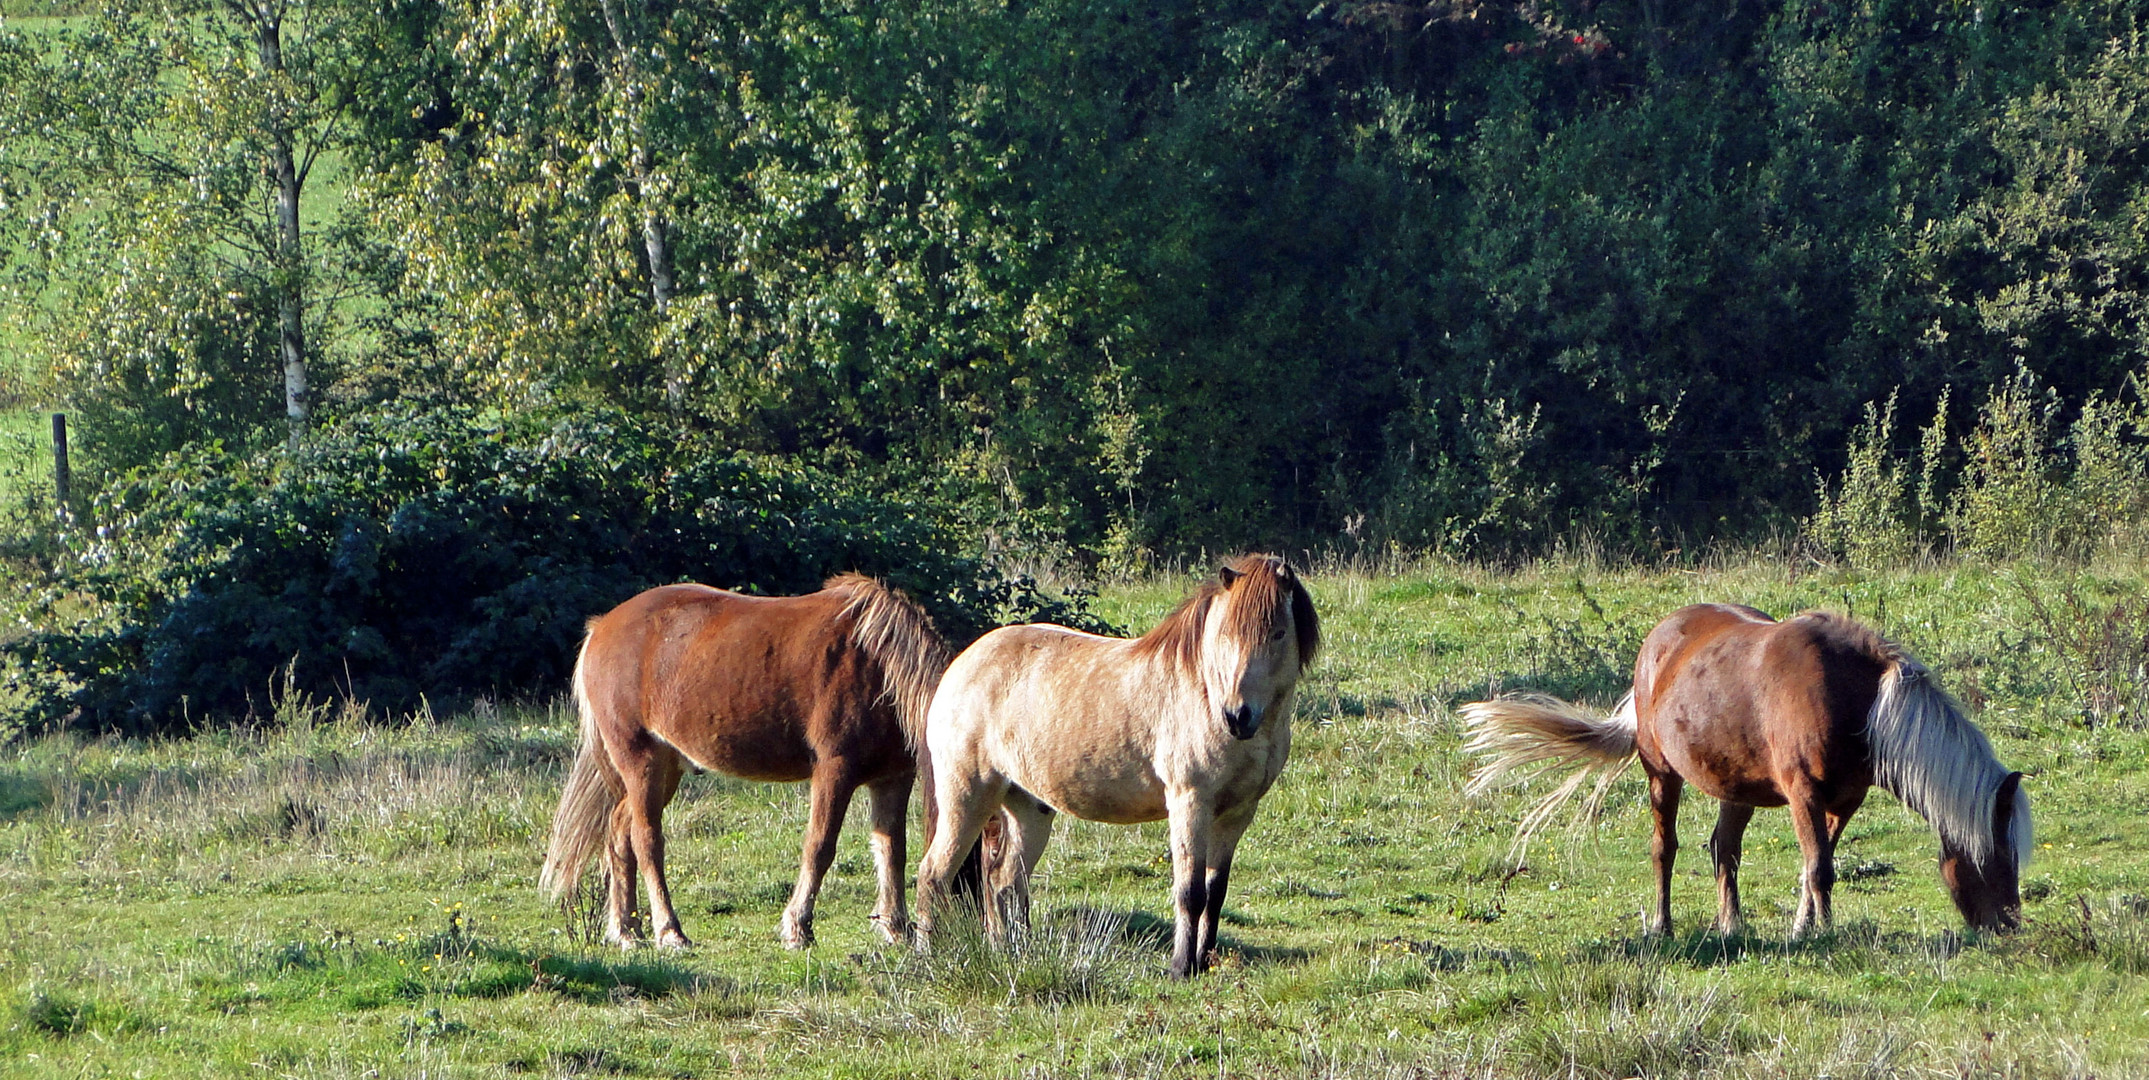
915,554 -> 1320,978
541,574 -> 954,950
1463,603 -> 2031,937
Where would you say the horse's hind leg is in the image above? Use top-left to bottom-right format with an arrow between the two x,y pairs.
781,763 -> 862,949
1788,792 -> 1837,939
604,799 -> 642,946
1708,802 -> 1755,934
986,792 -> 1055,945
1647,770 -> 1683,937
865,773 -> 914,944
915,769 -> 1009,947
622,744 -> 691,949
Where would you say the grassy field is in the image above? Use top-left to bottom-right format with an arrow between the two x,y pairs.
3,558 -> 2148,1078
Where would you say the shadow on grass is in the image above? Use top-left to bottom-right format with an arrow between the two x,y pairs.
196,930 -> 716,1015
1371,938 -> 1532,971
530,952 -> 707,1004
1115,907 -> 1313,968
1575,919 -> 1974,972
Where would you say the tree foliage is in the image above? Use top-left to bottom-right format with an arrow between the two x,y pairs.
0,0 -> 420,471
8,0 -> 2149,727
11,0 -> 2148,560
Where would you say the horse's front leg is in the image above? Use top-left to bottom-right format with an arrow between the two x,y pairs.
1196,809 -> 1256,967
1788,791 -> 1836,939
1707,802 -> 1754,934
781,763 -> 861,949
1825,790 -> 1866,847
865,773 -> 914,944
1165,790 -> 1214,979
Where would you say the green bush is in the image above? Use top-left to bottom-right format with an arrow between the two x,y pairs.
1805,392 -> 1926,568
0,405 -> 1099,734
1809,371 -> 2149,566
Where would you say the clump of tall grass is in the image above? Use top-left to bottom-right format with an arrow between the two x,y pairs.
2020,581 -> 2149,728
1807,389 -> 1947,568
1517,956 -> 1755,1078
879,904 -> 1151,1008
12,985 -> 147,1039
2015,894 -> 2149,975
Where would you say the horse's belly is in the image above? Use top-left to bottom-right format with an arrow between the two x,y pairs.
1015,764 -> 1168,824
657,712 -> 818,783
1652,713 -> 1787,807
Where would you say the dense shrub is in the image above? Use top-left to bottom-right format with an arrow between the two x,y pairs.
0,407 -> 1097,735
1807,369 -> 2149,566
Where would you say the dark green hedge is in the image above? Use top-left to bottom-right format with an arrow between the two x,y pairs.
1,407 -> 1097,734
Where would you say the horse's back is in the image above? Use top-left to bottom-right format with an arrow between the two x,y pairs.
931,623 -> 1180,824
580,582 -> 899,783
1636,604 -> 1887,807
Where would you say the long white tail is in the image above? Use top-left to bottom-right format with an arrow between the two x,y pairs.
1460,691 -> 1640,860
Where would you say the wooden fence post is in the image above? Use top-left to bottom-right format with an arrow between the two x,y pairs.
52,412 -> 70,520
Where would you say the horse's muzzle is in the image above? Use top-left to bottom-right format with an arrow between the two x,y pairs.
1223,704 -> 1262,740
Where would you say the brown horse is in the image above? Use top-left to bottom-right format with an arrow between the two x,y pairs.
915,555 -> 1319,978
1463,603 -> 2031,936
540,574 -> 958,949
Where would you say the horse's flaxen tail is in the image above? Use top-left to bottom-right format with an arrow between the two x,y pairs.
1460,691 -> 1640,861
540,633 -> 624,905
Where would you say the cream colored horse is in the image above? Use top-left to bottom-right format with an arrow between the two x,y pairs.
914,554 -> 1319,978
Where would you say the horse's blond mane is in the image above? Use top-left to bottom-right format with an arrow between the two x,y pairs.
1865,654 -> 2033,869
1131,555 -> 1319,674
828,573 -> 951,749
1794,611 -> 2033,870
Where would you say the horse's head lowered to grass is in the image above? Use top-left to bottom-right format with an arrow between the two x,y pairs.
1937,769 -> 2030,932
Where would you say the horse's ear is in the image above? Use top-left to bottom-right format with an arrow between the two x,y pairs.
1218,565 -> 1241,588
1291,577 -> 1320,670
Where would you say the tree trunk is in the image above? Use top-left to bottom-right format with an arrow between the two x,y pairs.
252,2 -> 308,448
600,0 -> 683,408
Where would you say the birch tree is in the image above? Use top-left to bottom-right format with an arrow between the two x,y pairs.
0,0 -> 378,464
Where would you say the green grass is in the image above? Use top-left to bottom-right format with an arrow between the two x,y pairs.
4,558 -> 2149,1077
0,402 -> 46,508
